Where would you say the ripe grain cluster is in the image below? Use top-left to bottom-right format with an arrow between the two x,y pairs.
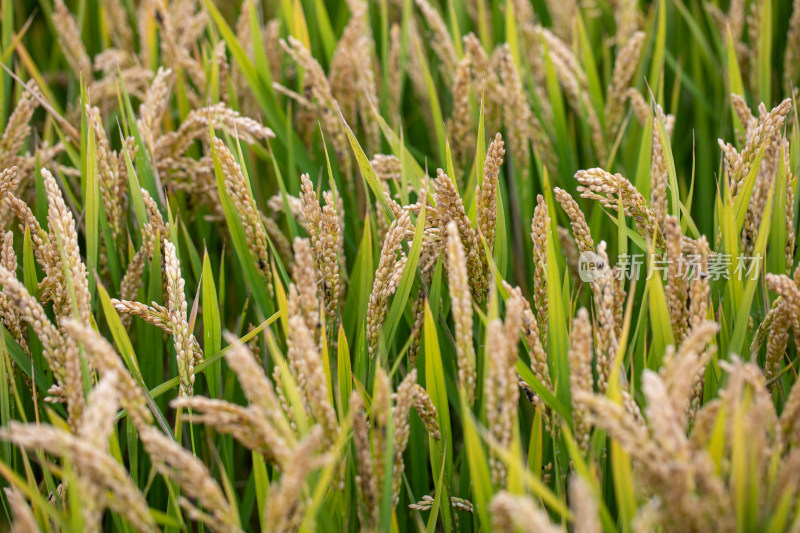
0,0 -> 799,531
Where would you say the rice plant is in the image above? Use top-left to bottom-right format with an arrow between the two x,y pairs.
0,0 -> 799,531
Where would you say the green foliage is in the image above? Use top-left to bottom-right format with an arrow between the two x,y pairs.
0,0 -> 799,531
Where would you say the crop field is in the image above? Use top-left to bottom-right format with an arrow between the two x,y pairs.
0,0 -> 799,531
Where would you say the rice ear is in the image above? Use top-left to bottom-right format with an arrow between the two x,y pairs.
52,0 -> 92,79
42,168 -> 91,325
476,132 -> 505,260
4,487 -> 40,533
138,424 -> 242,532
569,308 -> 594,453
489,491 -> 561,533
531,195 -> 549,344
164,239 -> 195,396
60,318 -> 153,428
446,222 -> 477,403
366,213 -> 410,357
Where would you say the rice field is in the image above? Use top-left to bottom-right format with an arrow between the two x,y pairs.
0,0 -> 799,531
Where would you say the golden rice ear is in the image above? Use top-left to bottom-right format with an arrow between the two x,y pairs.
605,31 -> 646,139
641,370 -> 691,470
405,289 -> 427,366
0,230 -> 24,353
569,474 -> 601,533
1,421 -> 157,532
531,195 -> 550,343
264,425 -> 328,532
536,27 -> 606,160
62,326 -> 85,430
461,33 -> 504,133
279,37 -> 351,176
447,221 -> 477,404
118,249 -> 150,327
667,320 -> 718,425
164,239 -> 195,397
498,45 -> 555,175
349,390 -> 376,527
503,280 -> 551,429
329,0 -> 380,153
472,133 -> 506,296
613,0 -> 639,46
42,168 -> 91,325
664,216 -> 689,344
783,0 -> 800,92
214,137 -> 271,278
593,243 -> 618,395
370,154 -> 402,183
569,308 -> 594,454
138,67 -> 174,148
86,104 -> 123,237
60,318 -> 153,428
435,169 -> 486,302
689,236 -> 711,330
414,0 -> 458,84
626,88 -> 650,127
290,237 -> 320,333
410,494 -> 474,514
138,424 -> 241,532
321,190 -> 343,321
0,266 -> 64,379
786,168 -> 797,273
4,486 -> 39,533
0,83 -> 40,174
78,371 -> 120,448
296,174 -> 343,330
730,98 -> 792,198
650,102 -> 672,231
576,167 -> 663,250
554,187 -> 595,256
490,491 -> 562,533
366,212 -> 410,358
448,53 -> 475,172
391,369 -> 418,504
117,187 -> 166,322
485,305 -> 522,488
52,0 -> 91,79
286,314 -> 338,443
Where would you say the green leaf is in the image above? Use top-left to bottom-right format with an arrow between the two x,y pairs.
726,25 -> 746,142
654,105 -> 680,220
344,219 -> 374,341
546,210 -> 570,409
337,324 -> 352,420
423,302 -> 452,533
612,439 -> 636,533
733,147 -> 767,232
426,449 -> 447,533
82,104 -> 99,299
204,0 -> 313,170
411,33 -> 446,165
343,114 -> 396,223
729,181 -> 774,355
757,0 -> 772,103
576,14 -> 605,126
647,0 -> 668,90
461,406 -> 492,531
96,281 -> 139,376
202,251 -> 221,397
645,259 -> 674,368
